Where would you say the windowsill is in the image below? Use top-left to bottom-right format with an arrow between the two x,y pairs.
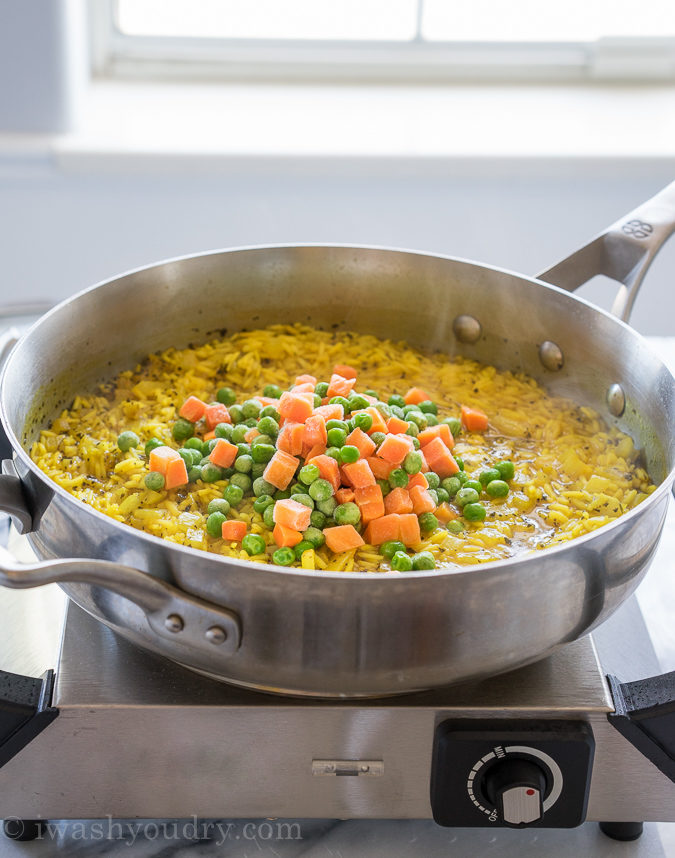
3,79 -> 675,173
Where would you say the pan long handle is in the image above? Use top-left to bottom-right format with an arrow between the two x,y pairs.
536,181 -> 675,322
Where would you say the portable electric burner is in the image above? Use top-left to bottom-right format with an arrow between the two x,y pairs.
0,528 -> 673,844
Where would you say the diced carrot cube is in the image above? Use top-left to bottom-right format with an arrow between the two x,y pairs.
306,454 -> 341,493
209,438 -> 238,469
313,403 -> 345,422
345,427 -> 376,458
303,443 -> 327,461
422,436 -> 459,479
277,421 -> 305,456
258,396 -> 281,407
303,414 -> 327,449
360,503 -> 385,525
273,498 -> 312,531
179,396 -> 207,422
295,374 -> 317,387
263,450 -> 300,491
354,484 -> 382,505
272,523 -> 303,548
460,404 -> 489,432
386,415 -> 410,435
279,391 -> 314,423
326,374 -> 356,399
403,387 -> 431,406
366,456 -> 395,480
409,484 -> 436,515
354,484 -> 385,524
203,430 -> 216,441
324,524 -> 365,553
222,520 -> 247,542
165,456 -> 189,490
364,514 -> 401,545
204,402 -> 231,430
418,423 -> 454,449
149,445 -> 181,476
407,472 -> 428,490
332,364 -> 358,380
384,487 -> 413,515
376,433 -> 414,466
341,459 -> 376,489
335,487 -> 355,505
398,513 -> 422,547
435,502 -> 458,523
244,427 -> 260,444
292,382 -> 315,394
365,406 -> 388,435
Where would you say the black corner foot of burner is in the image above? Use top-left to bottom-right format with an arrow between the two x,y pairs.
3,819 -> 47,841
599,821 -> 644,841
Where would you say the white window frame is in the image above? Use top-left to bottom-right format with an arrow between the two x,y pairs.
90,0 -> 675,83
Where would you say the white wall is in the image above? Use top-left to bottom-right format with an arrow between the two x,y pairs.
1,156 -> 673,334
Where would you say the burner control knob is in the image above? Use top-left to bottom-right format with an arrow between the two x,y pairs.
483,758 -> 547,825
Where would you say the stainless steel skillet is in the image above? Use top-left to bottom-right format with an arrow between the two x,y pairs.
0,183 -> 673,697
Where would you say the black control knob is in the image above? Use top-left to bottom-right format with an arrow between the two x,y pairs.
483,758 -> 547,825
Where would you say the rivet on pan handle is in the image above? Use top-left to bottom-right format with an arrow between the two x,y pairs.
536,181 -> 675,323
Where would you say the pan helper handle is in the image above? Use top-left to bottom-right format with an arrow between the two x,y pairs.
537,181 -> 675,323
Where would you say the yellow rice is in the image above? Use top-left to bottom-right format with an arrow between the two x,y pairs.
29,324 -> 656,572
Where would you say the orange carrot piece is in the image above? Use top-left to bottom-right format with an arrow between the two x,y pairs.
354,484 -> 385,524
164,456 -> 189,490
279,391 -> 314,424
222,520 -> 247,542
306,454 -> 341,493
326,374 -> 356,399
324,524 -> 365,553
273,497 -> 312,531
204,402 -> 232,430
376,433 -> 414,466
421,436 -> 459,478
398,513 -> 422,547
303,443 -> 327,461
407,472 -> 428,490
384,486 -> 414,515
364,514 -> 401,545
341,459 -> 376,489
335,487 -> 356,505
460,404 -> 489,432
403,387 -> 431,406
258,396 -> 281,407
353,484 -> 382,505
366,456 -> 395,480
272,523 -> 303,548
332,364 -> 358,380
244,427 -> 260,444
295,374 -> 317,387
277,421 -> 305,456
263,450 -> 300,491
313,402 -> 345,422
365,406 -> 388,435
345,427 -> 376,458
417,423 -> 454,449
209,438 -> 238,469
292,381 -> 315,394
409,484 -> 436,515
179,396 -> 207,422
149,445 -> 181,476
386,415 -> 410,435
360,502 -> 385,525
203,430 -> 216,442
303,414 -> 328,448
435,502 -> 458,524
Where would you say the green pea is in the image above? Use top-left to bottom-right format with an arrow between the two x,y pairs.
303,526 -> 325,548
234,454 -> 253,474
364,389 -> 379,399
230,472 -> 252,492
256,416 -> 279,438
294,493 -> 315,510
290,483 -> 305,496
241,399 -> 262,420
479,468 -> 501,487
253,494 -> 275,513
294,540 -> 314,559
228,404 -> 244,424
235,443 -> 251,458
298,464 -> 320,485
411,437 -> 421,450
339,445 -> 360,464
456,487 -> 480,507
389,469 -> 409,489
251,434 -> 274,447
349,394 -> 370,412
463,502 -> 486,522
243,417 -> 258,428
425,472 -> 441,490
330,396 -> 352,413
353,412 -> 373,432
260,405 -> 281,421
273,546 -> 295,566
419,512 -> 439,532
334,502 -> 361,526
207,498 -> 231,516
263,504 -> 275,528
144,437 -> 164,456
370,431 -> 387,447
262,384 -> 283,399
325,446 -> 341,461
375,402 -> 392,418
425,414 -> 439,426
380,540 -> 406,559
486,479 -> 510,498
116,430 -> 139,452
464,480 -> 483,494
229,424 -> 247,444
376,478 -> 391,497
314,382 -> 329,398
313,393 -> 323,408
251,443 -> 275,464
325,418 -> 348,433
202,438 -> 219,456
217,387 -> 237,406
447,520 -> 465,533
310,510 -> 327,529
309,478 -> 333,502
405,421 -> 419,437
251,462 -> 266,479
327,427 -> 347,447
187,466 -> 202,483
441,477 -> 461,497
390,550 -> 413,572
317,497 -> 337,516
144,471 -> 165,491
412,551 -> 435,570
496,460 -> 515,481
388,394 -> 406,409
253,477 -> 276,497
454,456 -> 465,471
427,489 -> 439,506
274,488 -> 292,500
241,533 -> 266,556
214,422 -> 233,440
407,411 -> 428,430
435,487 -> 450,504
442,417 -> 462,437
418,400 -> 438,415
201,462 -> 224,483
456,470 -> 469,485
387,405 -> 403,420
403,451 -> 423,474
171,419 -> 194,442
206,511 -> 227,538
223,484 -> 244,506
179,447 -> 201,466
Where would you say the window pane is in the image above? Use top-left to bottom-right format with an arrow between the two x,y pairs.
117,0 -> 419,41
423,0 -> 675,41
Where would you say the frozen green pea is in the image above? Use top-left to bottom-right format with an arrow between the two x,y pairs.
325,446 -> 341,461
441,477 -> 461,497
253,494 -> 274,513
388,394 -> 406,408
262,384 -> 283,399
242,533 -> 266,556
214,422 -> 233,440
425,414 -> 439,426
334,502 -> 361,526
389,469 -> 409,489
327,427 -> 347,447
310,510 -> 327,529
187,465 -> 202,483
179,447 -> 202,466
171,419 -> 194,442
231,424 -> 248,444
241,399 -> 262,420
117,430 -> 140,452
303,526 -> 325,548
463,502 -> 486,522
317,497 -> 337,516
309,478 -> 333,502
230,472 -> 252,492
442,417 -> 462,437
251,443 -> 275,464
426,489 -> 439,506
456,487 -> 480,507
390,550 -> 413,572
144,437 -> 164,456
435,487 -> 450,504
263,504 -> 275,528
496,460 -> 515,481
234,454 -> 253,474
228,404 -> 244,424
454,456 -> 465,471
274,488 -> 292,500
339,445 -> 360,464
144,471 -> 165,491
294,540 -> 314,559
418,400 -> 438,415
447,520 -> 465,533
412,551 -> 435,570
376,478 -> 391,497
353,412 -> 373,432
370,432 -> 387,447
293,493 -> 315,510
207,498 -> 231,516
380,540 -> 406,559
405,421 -> 419,437
403,451 -> 423,474
206,511 -> 227,538
314,382 -> 329,398
389,404 -> 405,420
326,419 -> 349,433
299,464 -> 320,485
251,462 -> 266,479
425,472 -> 440,490
256,416 -> 279,438
273,546 -> 295,566
201,462 -> 224,483
223,483 -> 244,506
479,468 -> 501,487
253,477 -> 276,497
217,387 -> 237,406
486,479 -> 510,498
418,512 -> 439,532
464,480 -> 483,494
